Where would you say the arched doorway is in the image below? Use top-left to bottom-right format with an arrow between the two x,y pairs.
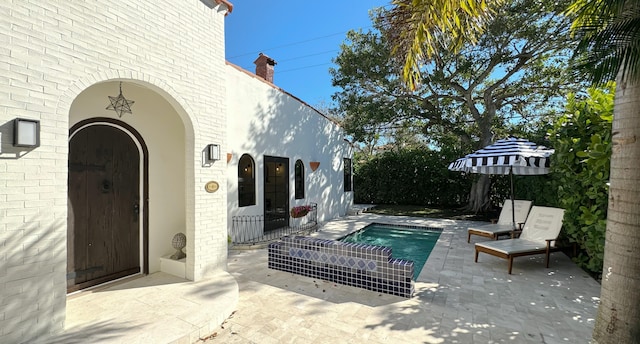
67,119 -> 149,292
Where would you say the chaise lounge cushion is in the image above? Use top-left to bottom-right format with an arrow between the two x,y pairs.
474,206 -> 565,274
467,200 -> 533,242
467,224 -> 514,241
475,239 -> 549,255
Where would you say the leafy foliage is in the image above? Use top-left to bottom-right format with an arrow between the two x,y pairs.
548,83 -> 614,277
332,0 -> 584,211
333,0 -> 579,146
381,0 -> 502,89
354,148 -> 471,207
568,0 -> 640,85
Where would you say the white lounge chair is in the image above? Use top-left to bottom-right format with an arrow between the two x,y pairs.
467,200 -> 533,243
474,206 -> 565,274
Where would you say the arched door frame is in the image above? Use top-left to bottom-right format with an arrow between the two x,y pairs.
69,117 -> 149,276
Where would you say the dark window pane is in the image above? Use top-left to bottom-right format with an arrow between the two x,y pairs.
344,158 -> 352,192
238,154 -> 256,206
295,160 -> 305,199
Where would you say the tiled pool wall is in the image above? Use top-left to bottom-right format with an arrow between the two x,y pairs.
268,235 -> 414,298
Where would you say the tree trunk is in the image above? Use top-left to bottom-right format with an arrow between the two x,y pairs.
466,174 -> 492,212
592,79 -> 640,343
465,119 -> 494,213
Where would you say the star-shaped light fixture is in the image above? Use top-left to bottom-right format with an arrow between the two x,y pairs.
106,82 -> 135,118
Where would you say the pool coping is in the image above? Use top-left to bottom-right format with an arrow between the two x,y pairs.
310,217 -> 456,282
337,222 -> 444,280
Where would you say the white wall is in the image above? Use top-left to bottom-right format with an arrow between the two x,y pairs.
225,64 -> 354,229
0,1 -> 230,342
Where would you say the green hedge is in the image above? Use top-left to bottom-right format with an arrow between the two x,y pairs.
548,83 -> 613,277
354,149 -> 471,207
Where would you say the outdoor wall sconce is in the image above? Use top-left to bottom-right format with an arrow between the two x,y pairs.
227,153 -> 232,163
13,118 -> 40,148
206,144 -> 220,162
309,161 -> 320,172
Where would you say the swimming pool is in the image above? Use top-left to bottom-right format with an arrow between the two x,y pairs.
339,223 -> 442,279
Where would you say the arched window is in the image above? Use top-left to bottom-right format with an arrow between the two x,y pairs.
238,154 -> 256,207
294,159 -> 305,199
343,158 -> 353,192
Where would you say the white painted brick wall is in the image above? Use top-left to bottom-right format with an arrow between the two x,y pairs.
0,0 -> 229,342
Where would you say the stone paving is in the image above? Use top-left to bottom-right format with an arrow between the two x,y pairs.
205,214 -> 601,344
45,271 -> 238,344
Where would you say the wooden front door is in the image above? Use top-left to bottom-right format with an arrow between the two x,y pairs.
68,125 -> 141,292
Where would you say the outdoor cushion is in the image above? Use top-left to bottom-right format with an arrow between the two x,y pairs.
474,206 -> 565,274
519,206 -> 565,244
476,239 -> 549,255
467,200 -> 533,242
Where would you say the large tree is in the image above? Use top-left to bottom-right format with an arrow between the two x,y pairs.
384,0 -> 640,342
569,0 -> 640,342
332,0 -> 580,211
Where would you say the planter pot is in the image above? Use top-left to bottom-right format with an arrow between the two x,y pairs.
290,210 -> 309,218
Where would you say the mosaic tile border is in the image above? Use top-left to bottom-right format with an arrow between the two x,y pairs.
268,235 -> 414,298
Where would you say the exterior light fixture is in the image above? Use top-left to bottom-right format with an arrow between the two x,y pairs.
13,118 -> 40,148
206,144 -> 220,162
106,82 -> 135,118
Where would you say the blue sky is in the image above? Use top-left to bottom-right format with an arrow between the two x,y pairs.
224,1 -> 390,108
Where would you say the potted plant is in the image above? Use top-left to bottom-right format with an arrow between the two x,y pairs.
290,205 -> 312,218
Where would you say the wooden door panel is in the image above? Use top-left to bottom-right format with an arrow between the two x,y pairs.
110,128 -> 139,273
68,130 -> 90,286
68,125 -> 140,291
87,130 -> 111,281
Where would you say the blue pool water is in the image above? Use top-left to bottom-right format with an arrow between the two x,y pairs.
339,223 -> 442,279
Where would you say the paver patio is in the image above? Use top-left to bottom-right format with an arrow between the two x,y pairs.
48,214 -> 600,344
208,214 -> 601,344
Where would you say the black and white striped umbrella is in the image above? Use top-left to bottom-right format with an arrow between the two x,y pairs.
448,137 -> 553,175
448,137 -> 554,228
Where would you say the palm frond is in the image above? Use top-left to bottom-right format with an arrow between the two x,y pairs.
382,0 -> 502,90
569,0 -> 640,84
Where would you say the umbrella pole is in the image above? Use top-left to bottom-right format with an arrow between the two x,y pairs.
510,166 -> 516,229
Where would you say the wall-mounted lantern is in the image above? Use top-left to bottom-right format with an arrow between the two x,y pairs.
206,144 -> 220,162
13,118 -> 40,148
309,161 -> 320,172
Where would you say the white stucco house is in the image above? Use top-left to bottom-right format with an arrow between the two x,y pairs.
226,56 -> 354,242
0,1 -> 353,343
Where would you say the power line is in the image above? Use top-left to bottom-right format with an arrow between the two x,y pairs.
278,49 -> 339,63
227,23 -> 378,60
278,62 -> 335,74
226,2 -> 391,60
227,31 -> 350,59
